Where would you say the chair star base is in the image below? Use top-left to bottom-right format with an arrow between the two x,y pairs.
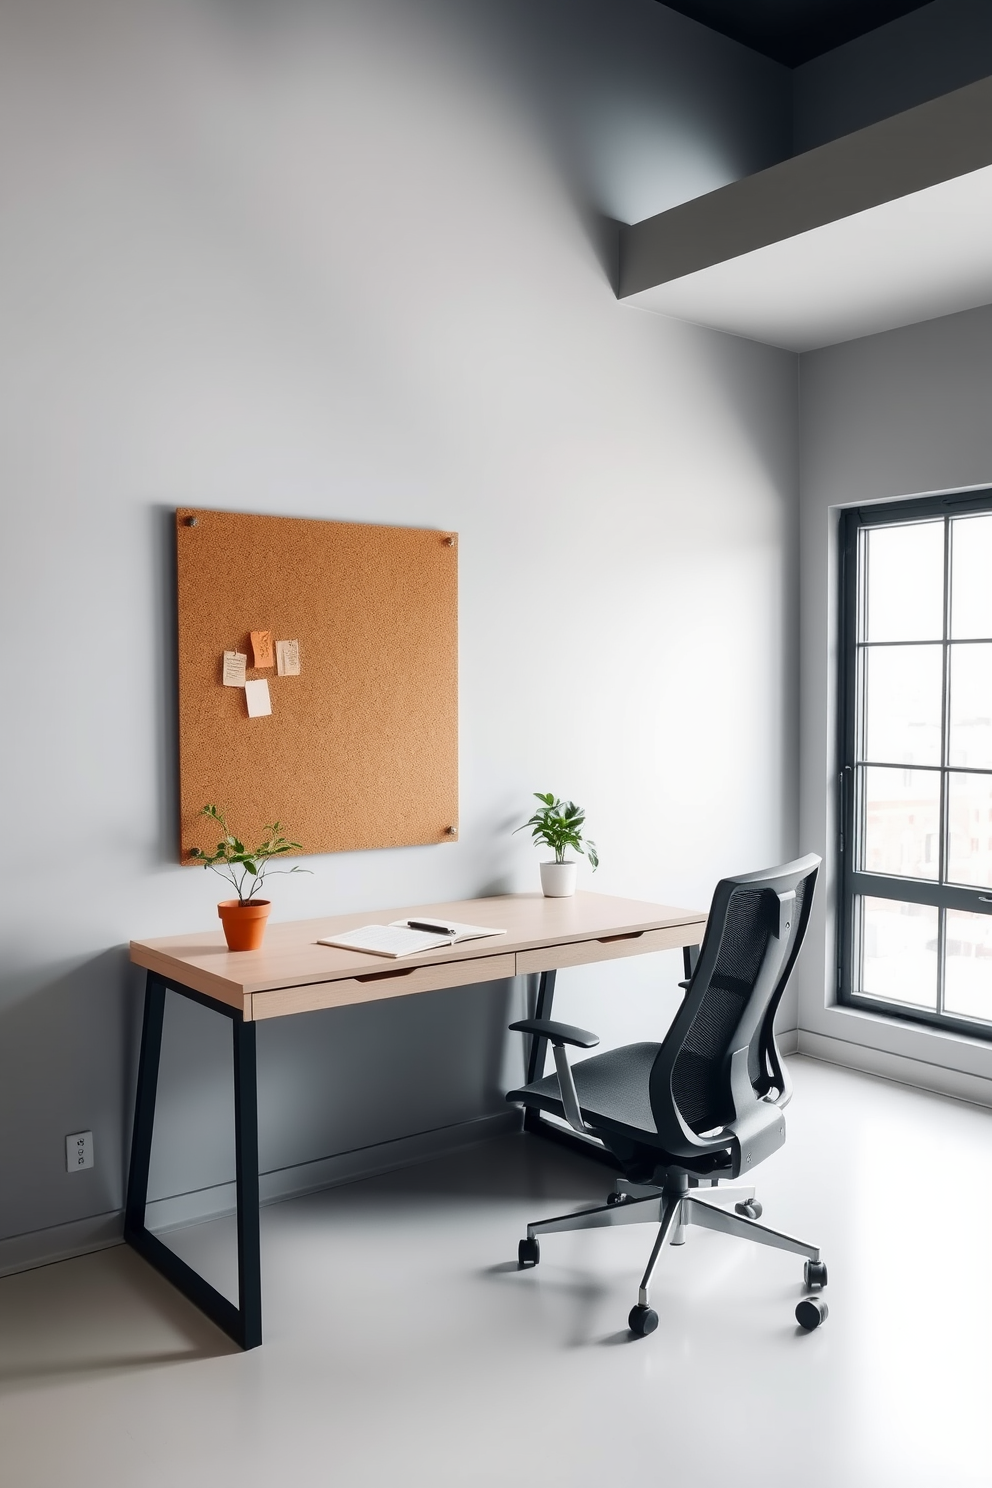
520,1169 -> 824,1331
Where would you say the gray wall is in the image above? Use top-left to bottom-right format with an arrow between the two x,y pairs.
797,305 -> 992,1098
0,0 -> 799,1257
794,0 -> 992,154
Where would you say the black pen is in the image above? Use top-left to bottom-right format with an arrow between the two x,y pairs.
407,919 -> 456,935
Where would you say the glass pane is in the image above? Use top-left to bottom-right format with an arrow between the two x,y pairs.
863,644 -> 942,767
951,513 -> 992,639
949,643 -> 992,770
858,897 -> 938,1009
944,910 -> 992,1023
865,521 -> 944,642
946,772 -> 992,888
861,766 -> 941,879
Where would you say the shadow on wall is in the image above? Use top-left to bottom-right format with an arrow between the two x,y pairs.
482,0 -> 791,225
0,948 -> 141,1241
590,214 -> 621,296
164,0 -> 789,299
0,948 -> 528,1243
254,975 -> 526,1179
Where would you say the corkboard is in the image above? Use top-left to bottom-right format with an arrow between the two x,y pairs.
176,508 -> 458,862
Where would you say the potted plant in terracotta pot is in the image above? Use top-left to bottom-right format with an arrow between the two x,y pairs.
516,792 -> 598,897
189,804 -> 308,950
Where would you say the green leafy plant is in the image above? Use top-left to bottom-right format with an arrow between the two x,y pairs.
189,805 -> 310,904
515,792 -> 599,869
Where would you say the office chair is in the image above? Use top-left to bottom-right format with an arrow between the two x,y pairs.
507,854 -> 827,1336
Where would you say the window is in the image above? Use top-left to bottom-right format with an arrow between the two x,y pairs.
838,492 -> 992,1036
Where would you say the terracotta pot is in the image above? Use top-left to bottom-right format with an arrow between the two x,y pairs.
217,899 -> 271,951
540,861 -> 577,897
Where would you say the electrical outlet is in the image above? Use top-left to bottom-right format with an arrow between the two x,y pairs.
65,1131 -> 94,1172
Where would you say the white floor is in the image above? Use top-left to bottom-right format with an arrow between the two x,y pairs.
2,1057 -> 992,1488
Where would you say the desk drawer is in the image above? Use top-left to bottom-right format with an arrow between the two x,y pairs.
516,923 -> 702,976
250,951 -> 517,1019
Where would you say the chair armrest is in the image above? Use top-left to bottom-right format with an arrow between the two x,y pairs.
508,1018 -> 599,1049
509,1019 -> 597,1136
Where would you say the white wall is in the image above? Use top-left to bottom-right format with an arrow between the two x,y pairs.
798,304 -> 992,1102
0,0 -> 799,1258
794,0 -> 992,155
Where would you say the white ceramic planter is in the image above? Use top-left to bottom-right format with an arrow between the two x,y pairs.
540,861 -> 577,897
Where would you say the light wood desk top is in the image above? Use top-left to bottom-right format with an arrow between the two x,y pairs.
130,891 -> 707,1022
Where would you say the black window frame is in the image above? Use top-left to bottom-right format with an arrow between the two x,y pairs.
838,487 -> 992,1040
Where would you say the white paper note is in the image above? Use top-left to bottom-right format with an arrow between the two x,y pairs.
276,639 -> 300,676
222,651 -> 247,687
244,678 -> 272,717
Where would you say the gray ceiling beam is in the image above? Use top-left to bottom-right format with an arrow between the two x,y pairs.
619,75 -> 992,299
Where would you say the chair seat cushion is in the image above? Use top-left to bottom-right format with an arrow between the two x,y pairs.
507,1042 -> 661,1136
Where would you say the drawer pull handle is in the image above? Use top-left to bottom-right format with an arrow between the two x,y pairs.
597,931 -> 644,944
355,966 -> 415,983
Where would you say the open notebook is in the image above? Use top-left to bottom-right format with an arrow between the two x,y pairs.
317,918 -> 506,960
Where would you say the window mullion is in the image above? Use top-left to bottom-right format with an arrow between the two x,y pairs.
936,515 -> 952,1016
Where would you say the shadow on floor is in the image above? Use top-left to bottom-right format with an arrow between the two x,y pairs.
0,1244 -> 238,1392
330,1131 -> 615,1206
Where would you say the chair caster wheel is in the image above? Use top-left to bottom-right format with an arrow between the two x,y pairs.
735,1200 -> 763,1220
796,1296 -> 829,1330
628,1304 -> 658,1337
518,1237 -> 540,1268
606,1191 -> 627,1206
804,1259 -> 828,1289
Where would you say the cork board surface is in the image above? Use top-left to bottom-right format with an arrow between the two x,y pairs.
176,508 -> 458,862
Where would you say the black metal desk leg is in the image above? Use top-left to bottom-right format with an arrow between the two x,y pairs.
124,973 -> 263,1350
523,969 -> 557,1136
525,969 -> 556,1086
683,943 -> 700,981
125,972 -> 167,1236
234,1018 -> 262,1348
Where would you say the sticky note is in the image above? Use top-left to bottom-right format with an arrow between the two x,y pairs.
222,651 -> 247,687
250,630 -> 274,669
245,678 -> 272,717
276,639 -> 300,676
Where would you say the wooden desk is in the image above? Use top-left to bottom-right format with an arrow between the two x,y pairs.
126,892 -> 706,1349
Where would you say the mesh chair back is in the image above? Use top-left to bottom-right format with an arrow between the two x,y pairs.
650,856 -> 819,1141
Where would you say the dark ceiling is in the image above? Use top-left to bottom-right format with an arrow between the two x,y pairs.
658,0 -> 936,68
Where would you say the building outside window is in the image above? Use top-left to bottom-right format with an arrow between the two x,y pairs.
838,492 -> 992,1035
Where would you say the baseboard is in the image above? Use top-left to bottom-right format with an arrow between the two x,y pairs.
147,1109 -> 521,1232
777,1027 -> 799,1056
797,1029 -> 992,1109
0,1110 -> 524,1276
0,1210 -> 124,1280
